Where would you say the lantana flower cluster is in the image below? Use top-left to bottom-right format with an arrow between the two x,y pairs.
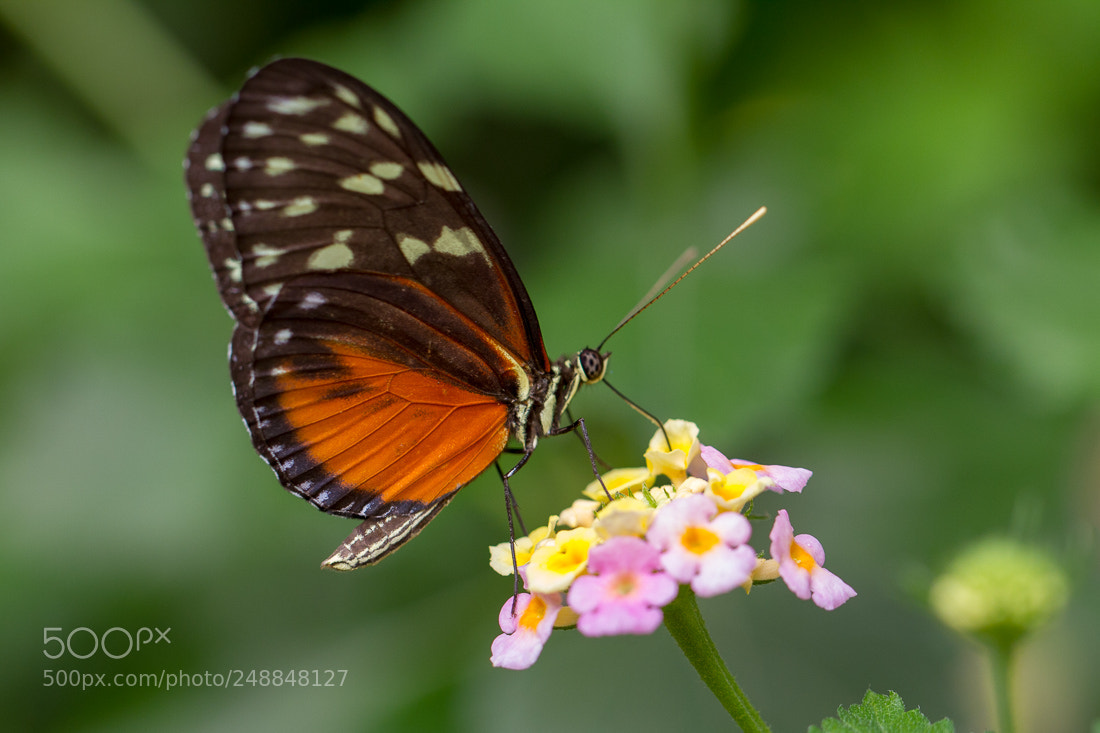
489,419 -> 856,669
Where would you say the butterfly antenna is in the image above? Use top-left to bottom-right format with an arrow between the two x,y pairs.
619,246 -> 701,330
597,206 -> 766,352
593,206 -> 766,450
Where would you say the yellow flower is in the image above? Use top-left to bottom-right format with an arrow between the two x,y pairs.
594,497 -> 654,538
741,557 -> 780,594
644,419 -> 700,486
554,605 -> 580,628
705,466 -> 771,511
488,520 -> 555,575
525,527 -> 600,593
642,477 -> 707,510
559,499 -> 601,528
582,467 -> 649,501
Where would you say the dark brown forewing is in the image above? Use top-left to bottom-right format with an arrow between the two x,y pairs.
185,101 -> 257,325
185,57 -> 550,373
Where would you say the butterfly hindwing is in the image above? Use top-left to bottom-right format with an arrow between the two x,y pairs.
236,272 -> 518,513
186,58 -> 555,566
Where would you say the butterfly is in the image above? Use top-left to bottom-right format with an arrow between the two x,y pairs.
184,58 -> 608,570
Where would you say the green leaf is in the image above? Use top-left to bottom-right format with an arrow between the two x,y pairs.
809,690 -> 955,733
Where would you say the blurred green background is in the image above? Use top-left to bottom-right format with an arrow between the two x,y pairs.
1,0 -> 1097,730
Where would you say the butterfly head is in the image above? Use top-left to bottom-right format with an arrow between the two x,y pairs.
576,347 -> 610,385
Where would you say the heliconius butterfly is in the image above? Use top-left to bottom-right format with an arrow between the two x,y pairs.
184,58 -> 612,570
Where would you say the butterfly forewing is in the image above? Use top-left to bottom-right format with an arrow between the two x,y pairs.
185,58 -> 555,566
188,59 -> 547,364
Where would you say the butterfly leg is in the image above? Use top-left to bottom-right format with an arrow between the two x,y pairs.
550,416 -> 611,501
565,407 -> 612,471
495,459 -> 529,611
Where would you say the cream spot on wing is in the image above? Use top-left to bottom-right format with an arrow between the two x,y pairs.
300,132 -> 329,146
274,328 -> 292,345
339,173 -> 384,195
233,156 -> 252,171
204,153 -> 225,171
283,196 -> 317,217
242,121 -> 274,138
251,243 -> 282,268
418,161 -> 462,192
334,229 -> 353,243
220,218 -> 234,232
300,292 -> 327,309
333,112 -> 369,134
264,157 -> 295,176
254,199 -> 278,211
200,182 -> 216,197
308,242 -> 354,270
397,234 -> 431,265
224,258 -> 243,282
332,83 -> 361,109
268,96 -> 329,115
369,161 -> 404,179
373,106 -> 400,138
262,282 -> 283,299
434,226 -> 488,261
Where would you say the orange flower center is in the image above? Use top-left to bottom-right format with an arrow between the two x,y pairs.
519,596 -> 547,631
790,541 -> 816,571
681,526 -> 720,555
612,572 -> 637,597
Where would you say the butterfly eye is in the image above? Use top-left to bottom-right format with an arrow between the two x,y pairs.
577,348 -> 609,383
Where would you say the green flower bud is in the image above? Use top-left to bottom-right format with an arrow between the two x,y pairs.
929,537 -> 1069,649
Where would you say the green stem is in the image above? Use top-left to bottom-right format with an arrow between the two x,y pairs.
662,586 -> 770,732
989,641 -> 1016,733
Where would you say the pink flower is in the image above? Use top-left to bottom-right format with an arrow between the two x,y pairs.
567,536 -> 679,636
695,445 -> 811,494
490,591 -> 562,669
646,494 -> 757,597
769,509 -> 856,610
